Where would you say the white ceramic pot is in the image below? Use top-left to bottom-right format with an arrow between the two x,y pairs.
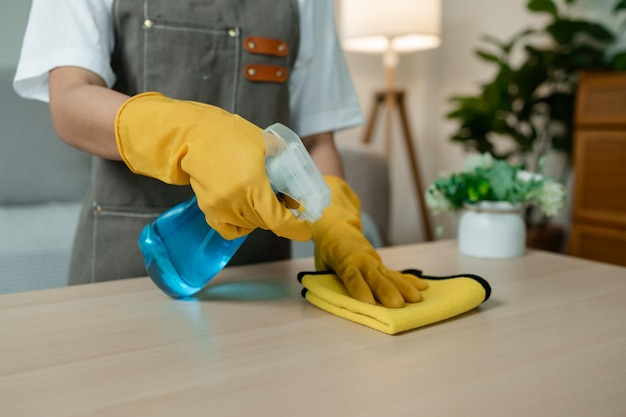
458,201 -> 526,259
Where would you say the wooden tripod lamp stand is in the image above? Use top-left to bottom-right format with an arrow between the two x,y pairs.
340,0 -> 442,242
363,88 -> 434,241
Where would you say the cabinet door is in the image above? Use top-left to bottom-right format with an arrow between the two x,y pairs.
570,224 -> 626,267
576,72 -> 626,126
572,130 -> 626,227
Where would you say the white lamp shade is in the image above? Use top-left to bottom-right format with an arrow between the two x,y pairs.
340,0 -> 441,54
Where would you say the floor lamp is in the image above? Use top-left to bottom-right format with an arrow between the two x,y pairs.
339,0 -> 442,242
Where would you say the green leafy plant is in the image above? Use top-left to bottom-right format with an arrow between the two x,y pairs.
426,153 -> 566,217
447,0 -> 626,171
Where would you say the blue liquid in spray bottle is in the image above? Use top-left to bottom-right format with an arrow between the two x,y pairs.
138,123 -> 331,298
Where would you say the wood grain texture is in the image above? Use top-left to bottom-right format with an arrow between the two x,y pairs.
1,240 -> 625,417
576,71 -> 626,126
570,71 -> 626,267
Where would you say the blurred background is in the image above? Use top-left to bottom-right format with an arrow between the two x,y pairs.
2,0 -> 625,247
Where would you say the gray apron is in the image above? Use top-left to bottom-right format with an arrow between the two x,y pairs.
68,0 -> 300,284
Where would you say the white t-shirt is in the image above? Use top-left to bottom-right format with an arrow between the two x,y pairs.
13,0 -> 363,138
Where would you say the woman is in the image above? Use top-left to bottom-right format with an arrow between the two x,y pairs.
14,0 -> 427,307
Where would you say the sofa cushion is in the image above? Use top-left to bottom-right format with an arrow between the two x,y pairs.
0,202 -> 82,293
338,147 -> 390,244
0,67 -> 91,205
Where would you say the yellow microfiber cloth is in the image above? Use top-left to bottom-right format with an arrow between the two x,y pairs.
298,269 -> 491,335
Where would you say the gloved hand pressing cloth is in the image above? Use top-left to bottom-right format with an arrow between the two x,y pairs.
311,176 -> 429,308
305,176 -> 491,334
298,270 -> 491,335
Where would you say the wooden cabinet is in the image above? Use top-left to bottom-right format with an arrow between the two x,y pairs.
569,71 -> 626,267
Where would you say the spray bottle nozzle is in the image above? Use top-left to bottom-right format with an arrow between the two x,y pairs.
263,123 -> 331,222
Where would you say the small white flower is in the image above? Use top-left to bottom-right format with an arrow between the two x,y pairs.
425,185 -> 454,214
535,180 -> 566,217
516,169 -> 542,183
464,152 -> 495,172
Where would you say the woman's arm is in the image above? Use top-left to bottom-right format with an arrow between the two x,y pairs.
302,131 -> 344,178
48,66 -> 128,160
49,65 -> 346,175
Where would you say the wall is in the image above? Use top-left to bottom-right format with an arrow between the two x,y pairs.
336,0 -> 626,245
0,1 -> 31,68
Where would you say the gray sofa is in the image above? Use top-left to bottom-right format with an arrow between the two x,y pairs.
0,67 -> 389,294
1,67 -> 90,293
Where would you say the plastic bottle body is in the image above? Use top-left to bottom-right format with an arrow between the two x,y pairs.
138,196 -> 247,298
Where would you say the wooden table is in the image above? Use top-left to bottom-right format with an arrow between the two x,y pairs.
1,240 -> 625,416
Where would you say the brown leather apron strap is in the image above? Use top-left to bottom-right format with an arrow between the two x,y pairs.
244,64 -> 288,83
244,36 -> 289,56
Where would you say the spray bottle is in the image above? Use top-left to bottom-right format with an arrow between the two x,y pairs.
138,123 -> 331,298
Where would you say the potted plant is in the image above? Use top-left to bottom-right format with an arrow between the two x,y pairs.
425,153 -> 566,258
445,0 -> 626,250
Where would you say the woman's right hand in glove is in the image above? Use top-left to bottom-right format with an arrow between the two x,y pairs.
115,92 -> 312,241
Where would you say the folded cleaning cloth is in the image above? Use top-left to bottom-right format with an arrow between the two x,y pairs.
298,269 -> 491,335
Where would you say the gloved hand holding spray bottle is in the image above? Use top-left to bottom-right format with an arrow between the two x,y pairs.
137,123 -> 331,298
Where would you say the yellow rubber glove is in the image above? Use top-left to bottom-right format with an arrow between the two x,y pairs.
312,176 -> 428,308
114,92 -> 311,241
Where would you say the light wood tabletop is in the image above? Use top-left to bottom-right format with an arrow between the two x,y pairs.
1,239 -> 625,417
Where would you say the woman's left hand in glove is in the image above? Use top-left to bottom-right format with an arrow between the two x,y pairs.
312,176 -> 428,308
